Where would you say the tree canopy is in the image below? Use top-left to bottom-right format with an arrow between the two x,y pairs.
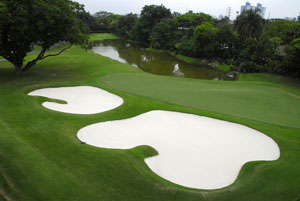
174,11 -> 213,28
150,18 -> 177,50
129,5 -> 172,46
0,0 -> 88,73
233,9 -> 265,40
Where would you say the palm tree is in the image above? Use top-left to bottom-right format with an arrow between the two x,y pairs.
233,9 -> 265,40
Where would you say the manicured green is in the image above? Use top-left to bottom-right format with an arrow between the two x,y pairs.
0,33 -> 299,201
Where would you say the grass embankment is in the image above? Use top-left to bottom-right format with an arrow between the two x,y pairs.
148,48 -> 233,73
0,33 -> 299,201
89,33 -> 119,41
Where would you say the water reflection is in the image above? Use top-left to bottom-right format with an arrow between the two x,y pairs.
92,40 -> 234,80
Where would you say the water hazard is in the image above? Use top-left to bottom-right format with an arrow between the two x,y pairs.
92,40 -> 234,80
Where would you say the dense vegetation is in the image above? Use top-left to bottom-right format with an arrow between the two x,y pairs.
0,33 -> 299,201
85,5 -> 300,78
0,0 -> 88,73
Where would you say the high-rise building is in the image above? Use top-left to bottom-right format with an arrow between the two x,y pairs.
241,2 -> 266,18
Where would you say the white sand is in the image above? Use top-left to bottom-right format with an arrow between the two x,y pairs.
28,87 -> 280,189
28,86 -> 123,114
77,110 -> 280,189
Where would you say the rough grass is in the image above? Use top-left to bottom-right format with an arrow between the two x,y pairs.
0,33 -> 299,201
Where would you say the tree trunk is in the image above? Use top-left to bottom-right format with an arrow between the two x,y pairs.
22,60 -> 37,73
13,63 -> 23,74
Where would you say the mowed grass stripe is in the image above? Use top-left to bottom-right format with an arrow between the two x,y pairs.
101,73 -> 300,128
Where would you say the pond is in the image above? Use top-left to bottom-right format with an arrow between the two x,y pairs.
92,40 -> 235,80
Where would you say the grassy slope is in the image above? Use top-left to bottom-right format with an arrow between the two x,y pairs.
0,34 -> 299,201
89,33 -> 119,41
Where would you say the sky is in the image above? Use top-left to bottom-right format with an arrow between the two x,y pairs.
75,0 -> 300,19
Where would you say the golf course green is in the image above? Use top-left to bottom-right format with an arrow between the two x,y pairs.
0,34 -> 299,201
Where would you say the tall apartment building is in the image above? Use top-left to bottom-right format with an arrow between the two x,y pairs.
241,2 -> 266,18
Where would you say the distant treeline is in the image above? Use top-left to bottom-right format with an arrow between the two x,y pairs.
78,5 -> 300,78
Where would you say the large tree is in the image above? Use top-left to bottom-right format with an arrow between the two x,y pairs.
150,18 -> 177,50
129,4 -> 172,46
115,13 -> 137,39
233,9 -> 265,40
174,11 -> 213,28
0,0 -> 88,73
193,22 -> 218,58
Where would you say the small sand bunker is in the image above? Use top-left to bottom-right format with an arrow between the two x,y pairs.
28,86 -> 123,114
78,110 -> 280,189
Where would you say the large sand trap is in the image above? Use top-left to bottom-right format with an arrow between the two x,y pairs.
78,110 -> 280,189
28,86 -> 123,114
28,87 -> 280,189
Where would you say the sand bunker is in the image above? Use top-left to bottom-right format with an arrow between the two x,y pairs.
28,86 -> 123,114
78,110 -> 280,189
29,87 -> 280,189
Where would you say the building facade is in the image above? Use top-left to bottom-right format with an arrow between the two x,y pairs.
241,2 -> 266,18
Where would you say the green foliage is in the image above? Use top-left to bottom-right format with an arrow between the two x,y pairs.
216,24 -> 237,58
177,37 -> 197,57
174,11 -> 213,28
0,0 -> 88,73
115,13 -> 138,39
285,38 -> 300,78
214,16 -> 230,27
235,37 -> 277,72
85,5 -> 300,79
269,37 -> 283,49
233,9 -> 265,40
193,22 -> 218,58
150,18 -> 177,50
265,20 -> 296,43
93,11 -> 121,33
77,10 -> 97,33
218,64 -> 235,72
129,5 -> 172,46
285,22 -> 300,43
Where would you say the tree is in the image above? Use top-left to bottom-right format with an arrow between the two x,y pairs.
174,11 -> 213,28
129,4 -> 172,46
150,18 -> 177,50
216,24 -> 237,59
115,13 -> 137,39
285,38 -> 300,78
233,9 -> 265,40
193,22 -> 218,58
285,23 -> 300,43
214,15 -> 230,27
0,0 -> 88,73
77,10 -> 97,33
93,11 -> 121,33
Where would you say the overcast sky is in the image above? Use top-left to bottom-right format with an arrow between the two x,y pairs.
75,0 -> 300,19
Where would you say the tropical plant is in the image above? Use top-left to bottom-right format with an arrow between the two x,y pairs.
193,22 -> 218,58
233,9 -> 265,40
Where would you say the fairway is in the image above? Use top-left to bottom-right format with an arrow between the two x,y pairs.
101,73 -> 300,128
0,34 -> 299,201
